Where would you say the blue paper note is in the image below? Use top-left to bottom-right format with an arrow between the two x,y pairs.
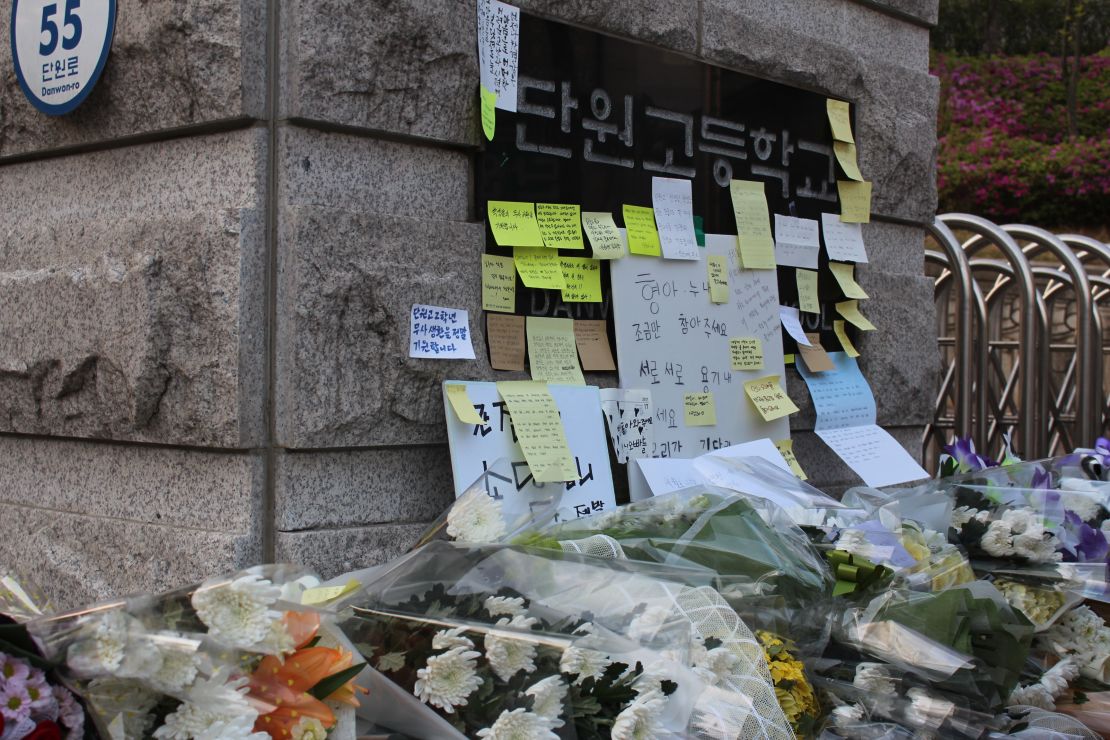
796,351 -> 876,431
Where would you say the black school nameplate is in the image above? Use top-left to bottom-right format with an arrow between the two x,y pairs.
478,12 -> 852,349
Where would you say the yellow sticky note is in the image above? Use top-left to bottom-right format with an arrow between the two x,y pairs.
302,580 -> 360,605
730,337 -> 764,371
744,375 -> 800,421
834,141 -> 863,181
559,257 -> 602,303
496,380 -> 578,482
827,98 -> 854,143
488,200 -> 545,247
514,247 -> 567,289
774,439 -> 808,480
537,203 -> 584,249
834,319 -> 861,357
446,384 -> 485,425
480,85 -> 497,141
829,262 -> 869,300
729,180 -> 776,269
796,268 -> 820,314
707,256 -> 729,304
838,181 -> 872,223
785,354 -> 795,365
836,300 -> 877,331
684,392 -> 717,426
581,211 -> 628,259
526,316 -> 585,385
623,204 -> 661,256
482,254 -> 516,312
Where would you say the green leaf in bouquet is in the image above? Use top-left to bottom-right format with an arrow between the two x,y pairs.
308,661 -> 367,701
0,622 -> 59,671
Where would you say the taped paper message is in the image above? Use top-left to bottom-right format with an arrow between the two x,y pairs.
599,388 -> 653,463
410,304 -> 475,359
489,201 -> 544,246
651,176 -> 700,260
729,180 -> 776,269
527,316 -> 585,385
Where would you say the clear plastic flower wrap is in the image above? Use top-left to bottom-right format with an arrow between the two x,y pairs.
26,564 -> 367,739
333,540 -> 796,739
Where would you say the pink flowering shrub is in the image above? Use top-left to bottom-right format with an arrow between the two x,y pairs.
934,51 -> 1110,226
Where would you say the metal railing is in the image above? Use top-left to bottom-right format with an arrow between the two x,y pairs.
925,214 -> 1110,470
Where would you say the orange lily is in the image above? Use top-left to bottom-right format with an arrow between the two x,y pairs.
250,644 -> 367,738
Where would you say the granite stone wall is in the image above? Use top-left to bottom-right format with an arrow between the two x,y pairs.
0,0 -> 940,606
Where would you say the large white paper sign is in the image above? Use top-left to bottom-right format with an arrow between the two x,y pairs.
611,232 -> 790,466
443,381 -> 616,523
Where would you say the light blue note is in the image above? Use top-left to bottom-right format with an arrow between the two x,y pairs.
796,351 -> 876,431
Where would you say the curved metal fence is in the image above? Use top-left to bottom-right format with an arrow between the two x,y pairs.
925,214 -> 1110,471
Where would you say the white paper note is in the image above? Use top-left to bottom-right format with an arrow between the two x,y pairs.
651,177 -> 700,261
816,425 -> 928,488
773,215 -> 820,268
599,388 -> 654,463
409,304 -> 476,359
796,351 -> 877,430
778,306 -> 814,347
821,212 -> 869,263
476,0 -> 520,111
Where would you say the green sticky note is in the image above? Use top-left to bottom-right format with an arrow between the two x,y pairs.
693,215 -> 706,247
489,200 -> 545,247
480,85 -> 497,141
623,204 -> 661,256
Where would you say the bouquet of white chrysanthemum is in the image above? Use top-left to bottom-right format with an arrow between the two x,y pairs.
331,540 -> 796,739
26,565 -> 367,740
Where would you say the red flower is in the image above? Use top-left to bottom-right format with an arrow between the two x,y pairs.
23,721 -> 62,740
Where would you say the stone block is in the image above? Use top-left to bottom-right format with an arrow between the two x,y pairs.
276,206 -> 504,449
0,436 -> 264,531
275,523 -> 428,580
280,0 -> 478,145
0,507 -> 261,611
0,131 -> 267,446
279,126 -> 471,221
512,0 -> 698,54
854,0 -> 938,26
0,0 -> 266,159
275,446 -> 456,531
862,222 -> 929,276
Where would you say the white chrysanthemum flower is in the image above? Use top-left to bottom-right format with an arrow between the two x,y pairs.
191,574 -> 282,650
1008,683 -> 1055,709
414,646 -> 483,712
252,620 -> 296,656
446,493 -> 507,543
611,688 -> 667,740
485,595 -> 526,618
291,716 -> 328,740
66,610 -> 131,677
525,676 -> 567,724
146,646 -> 201,694
853,663 -> 897,696
1041,659 -> 1079,697
980,520 -> 1015,557
1062,490 -> 1104,522
559,645 -> 611,685
485,617 -> 538,681
628,605 -> 673,642
1001,508 -> 1036,532
1013,529 -> 1062,563
433,627 -> 475,651
831,703 -> 865,727
836,529 -> 870,556
905,687 -> 954,729
153,668 -> 263,739
376,651 -> 406,672
476,708 -> 558,740
951,506 -> 979,530
693,646 -> 741,686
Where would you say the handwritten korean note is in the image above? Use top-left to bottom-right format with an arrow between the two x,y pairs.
514,247 -> 567,289
779,306 -> 813,347
834,141 -> 864,181
623,205 -> 662,256
796,269 -> 820,314
816,425 -> 928,488
744,376 -> 800,421
829,262 -> 869,300
573,319 -> 616,371
537,203 -> 584,249
826,98 -> 854,143
729,180 -> 776,269
480,85 -> 497,141
834,319 -> 861,358
482,254 -> 516,312
409,304 -> 476,359
487,313 -> 526,370
581,212 -> 628,259
797,351 -> 876,430
489,201 -> 545,247
730,337 -> 764,370
707,256 -> 729,303
559,257 -> 602,302
820,213 -> 869,263
526,316 -> 585,385
684,392 -> 717,426
599,388 -> 653,462
446,384 -> 485,425
798,332 -> 834,373
476,0 -> 519,111
774,215 -> 820,269
495,381 -> 578,482
838,181 -> 872,223
775,439 -> 808,480
836,300 -> 877,331
651,177 -> 700,260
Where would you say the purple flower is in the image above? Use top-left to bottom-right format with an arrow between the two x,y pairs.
0,654 -> 30,683
1059,511 -> 1110,563
942,437 -> 998,473
1031,467 -> 1053,492
53,687 -> 83,738
0,684 -> 33,723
